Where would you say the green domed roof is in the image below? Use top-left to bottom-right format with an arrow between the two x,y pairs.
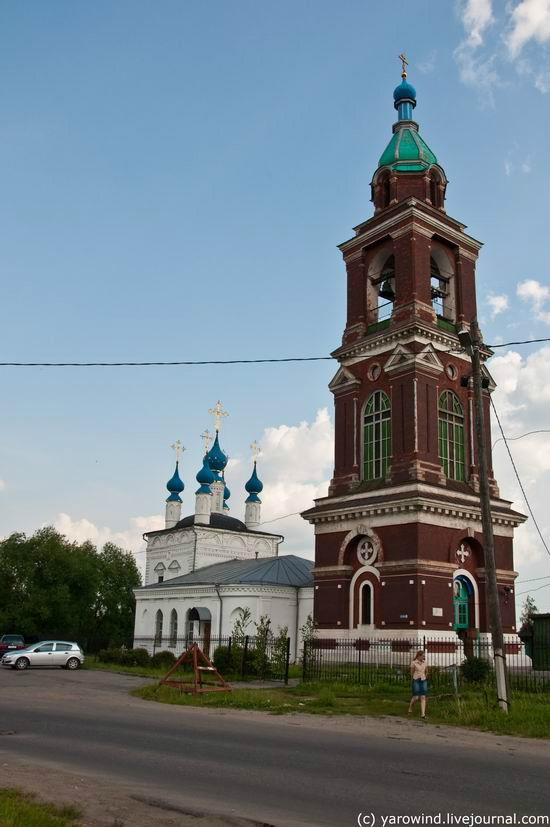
378,126 -> 438,172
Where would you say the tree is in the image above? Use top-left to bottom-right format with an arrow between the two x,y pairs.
299,613 -> 315,663
520,595 -> 539,629
0,528 -> 141,649
231,606 -> 251,647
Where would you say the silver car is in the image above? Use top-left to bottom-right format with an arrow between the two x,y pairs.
0,640 -> 84,670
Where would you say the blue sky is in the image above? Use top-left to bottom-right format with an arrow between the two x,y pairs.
1,1 -> 550,609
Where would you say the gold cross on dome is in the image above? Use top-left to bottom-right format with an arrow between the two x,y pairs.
250,440 -> 261,462
200,429 -> 212,454
398,52 -> 408,77
171,440 -> 185,461
208,400 -> 229,432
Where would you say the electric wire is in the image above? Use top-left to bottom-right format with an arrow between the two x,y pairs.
492,429 -> 550,451
490,397 -> 550,560
1,336 -> 549,367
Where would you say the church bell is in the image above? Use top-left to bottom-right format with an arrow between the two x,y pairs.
379,279 -> 395,302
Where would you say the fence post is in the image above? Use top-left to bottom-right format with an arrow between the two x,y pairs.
284,637 -> 291,685
357,640 -> 362,684
302,640 -> 308,682
241,635 -> 249,679
228,636 -> 232,658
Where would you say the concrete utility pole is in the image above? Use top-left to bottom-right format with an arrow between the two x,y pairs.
459,319 -> 509,713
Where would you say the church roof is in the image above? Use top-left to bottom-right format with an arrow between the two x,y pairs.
144,511 -> 282,539
139,554 -> 313,589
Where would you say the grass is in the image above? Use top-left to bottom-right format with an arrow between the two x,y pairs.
0,789 -> 82,827
132,679 -> 550,739
86,655 -> 301,682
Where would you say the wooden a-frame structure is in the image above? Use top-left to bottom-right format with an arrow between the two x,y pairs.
159,642 -> 231,694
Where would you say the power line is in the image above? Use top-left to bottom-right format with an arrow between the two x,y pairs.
490,397 -> 550,560
515,574 -> 550,584
492,429 -> 550,452
1,336 -> 549,368
0,356 -> 333,367
515,581 -> 550,597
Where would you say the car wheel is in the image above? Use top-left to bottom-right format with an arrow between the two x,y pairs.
66,657 -> 80,670
15,657 -> 30,670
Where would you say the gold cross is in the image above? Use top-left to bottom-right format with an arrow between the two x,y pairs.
250,440 -> 261,462
398,52 -> 408,78
208,400 -> 229,432
171,440 -> 185,461
200,429 -> 212,454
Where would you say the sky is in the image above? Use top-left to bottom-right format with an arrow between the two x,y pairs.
1,0 -> 550,612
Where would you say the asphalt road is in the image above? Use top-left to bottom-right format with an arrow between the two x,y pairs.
0,667 -> 549,827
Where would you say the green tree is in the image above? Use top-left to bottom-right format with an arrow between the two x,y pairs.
231,606 -> 251,647
520,595 -> 539,628
0,528 -> 141,650
299,613 -> 315,663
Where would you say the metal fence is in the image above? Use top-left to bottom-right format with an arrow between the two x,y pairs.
133,635 -> 291,683
302,637 -> 550,693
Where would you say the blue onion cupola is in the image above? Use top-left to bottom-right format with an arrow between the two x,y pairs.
195,455 -> 215,495
245,462 -> 263,503
393,73 -> 416,123
206,431 -> 228,481
166,462 -> 184,503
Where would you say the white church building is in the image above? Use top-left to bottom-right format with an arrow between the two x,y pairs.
133,404 -> 314,660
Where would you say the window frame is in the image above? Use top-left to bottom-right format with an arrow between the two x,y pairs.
438,390 -> 466,481
363,390 -> 392,481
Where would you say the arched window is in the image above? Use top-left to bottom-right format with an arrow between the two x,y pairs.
361,582 -> 373,625
374,255 -> 395,322
382,173 -> 391,208
169,609 -> 178,647
453,580 -> 469,629
154,609 -> 163,645
438,391 -> 465,481
363,391 -> 391,481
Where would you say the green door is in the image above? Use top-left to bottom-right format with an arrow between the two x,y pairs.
453,580 -> 469,630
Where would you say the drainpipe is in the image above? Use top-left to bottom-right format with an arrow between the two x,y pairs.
294,587 -> 300,663
191,528 -> 198,572
214,584 -> 223,638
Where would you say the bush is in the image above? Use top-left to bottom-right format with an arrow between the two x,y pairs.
212,645 -> 233,674
120,647 -> 151,667
212,645 -> 256,677
97,647 -> 122,664
150,650 -> 176,670
461,655 -> 491,684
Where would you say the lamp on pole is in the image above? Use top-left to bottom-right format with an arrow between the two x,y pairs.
458,319 -> 509,713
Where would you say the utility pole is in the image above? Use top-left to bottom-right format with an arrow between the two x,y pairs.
459,319 -> 509,713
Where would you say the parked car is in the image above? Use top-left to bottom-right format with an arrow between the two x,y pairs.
0,635 -> 25,657
0,641 -> 84,670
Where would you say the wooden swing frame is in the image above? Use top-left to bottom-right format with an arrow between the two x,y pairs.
159,642 -> 231,694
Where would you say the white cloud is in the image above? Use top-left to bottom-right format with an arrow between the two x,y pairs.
461,0 -> 495,46
517,279 -> 550,323
51,512 -> 164,576
454,1 -> 499,96
504,160 -> 513,176
491,345 -> 550,570
227,408 -> 333,557
0,480 -> 5,492
487,293 -> 509,318
506,0 -> 550,58
417,50 -> 437,74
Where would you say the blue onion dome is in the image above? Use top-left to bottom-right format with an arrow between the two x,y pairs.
245,462 -> 263,503
166,461 -> 184,503
207,432 -> 228,474
195,455 -> 215,495
393,77 -> 416,105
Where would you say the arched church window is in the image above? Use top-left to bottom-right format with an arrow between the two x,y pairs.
361,582 -> 373,625
438,391 -> 465,481
429,173 -> 441,208
154,609 -> 163,645
375,255 -> 395,322
169,609 -> 178,647
382,173 -> 390,208
363,391 -> 391,481
430,258 -> 449,318
453,580 -> 469,629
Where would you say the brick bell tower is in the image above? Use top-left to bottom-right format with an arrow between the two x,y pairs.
302,62 -> 526,643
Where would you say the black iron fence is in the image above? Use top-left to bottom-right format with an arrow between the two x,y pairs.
132,635 -> 291,683
302,637 -> 550,693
